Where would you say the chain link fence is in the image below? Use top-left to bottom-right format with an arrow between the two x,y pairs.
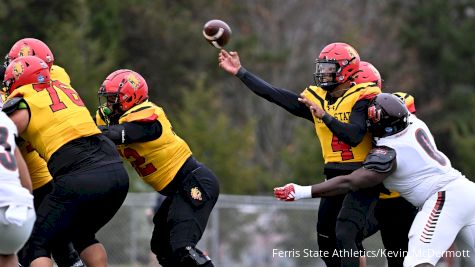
97,193 -> 471,267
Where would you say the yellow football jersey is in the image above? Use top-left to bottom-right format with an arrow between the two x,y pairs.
8,81 -> 100,162
18,142 -> 52,190
301,82 -> 381,164
116,101 -> 192,191
1,65 -> 71,190
50,65 -> 71,85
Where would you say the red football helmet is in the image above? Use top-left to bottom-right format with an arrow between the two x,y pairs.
314,42 -> 360,90
98,69 -> 149,120
353,61 -> 382,89
3,56 -> 50,94
7,38 -> 55,68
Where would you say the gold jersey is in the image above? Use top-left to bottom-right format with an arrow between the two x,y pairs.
3,65 -> 75,190
116,101 -> 192,191
8,81 -> 100,162
18,142 -> 52,190
50,65 -> 71,85
301,82 -> 380,164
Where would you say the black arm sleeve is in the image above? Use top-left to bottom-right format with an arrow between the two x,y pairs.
236,67 -> 313,121
322,99 -> 370,147
99,120 -> 162,145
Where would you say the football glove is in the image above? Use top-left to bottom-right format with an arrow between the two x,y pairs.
273,183 -> 312,201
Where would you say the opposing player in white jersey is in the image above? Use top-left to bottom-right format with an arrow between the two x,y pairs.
0,107 -> 35,267
274,93 -> 475,267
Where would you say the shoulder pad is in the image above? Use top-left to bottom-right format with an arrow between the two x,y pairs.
2,97 -> 27,115
120,105 -> 157,123
363,146 -> 396,173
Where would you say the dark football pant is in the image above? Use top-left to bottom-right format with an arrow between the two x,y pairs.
375,196 -> 417,267
316,168 -> 378,267
22,162 -> 129,265
151,163 -> 219,267
336,186 -> 380,267
317,194 -> 347,267
18,181 -> 83,267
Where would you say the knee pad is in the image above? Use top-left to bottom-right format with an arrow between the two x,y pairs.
175,246 -> 213,267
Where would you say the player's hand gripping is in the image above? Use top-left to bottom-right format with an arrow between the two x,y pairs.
298,93 -> 326,119
274,183 -> 311,201
218,50 -> 241,75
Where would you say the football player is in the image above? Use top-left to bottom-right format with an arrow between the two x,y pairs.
274,93 -> 475,267
219,43 -> 381,266
2,56 -> 129,267
355,63 -> 418,267
0,108 -> 36,267
3,38 -> 84,267
96,69 -> 219,267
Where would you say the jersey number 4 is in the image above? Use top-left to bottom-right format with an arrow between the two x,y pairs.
331,135 -> 354,161
0,127 -> 17,171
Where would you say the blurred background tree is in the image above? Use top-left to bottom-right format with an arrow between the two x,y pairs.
1,0 -> 474,193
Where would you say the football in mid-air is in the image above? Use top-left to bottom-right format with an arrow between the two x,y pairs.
202,19 -> 232,49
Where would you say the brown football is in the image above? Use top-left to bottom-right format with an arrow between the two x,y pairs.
202,19 -> 232,49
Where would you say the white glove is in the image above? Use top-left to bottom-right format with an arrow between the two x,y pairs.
273,183 -> 312,201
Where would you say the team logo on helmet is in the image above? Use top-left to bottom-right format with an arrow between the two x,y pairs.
368,105 -> 381,123
126,73 -> 140,90
19,45 -> 32,57
12,62 -> 24,79
191,187 -> 203,201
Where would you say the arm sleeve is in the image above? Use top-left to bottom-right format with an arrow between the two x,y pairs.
236,67 -> 313,121
99,120 -> 163,145
321,99 -> 369,146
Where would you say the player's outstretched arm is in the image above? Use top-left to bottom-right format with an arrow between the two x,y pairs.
218,50 -> 313,121
274,168 -> 389,201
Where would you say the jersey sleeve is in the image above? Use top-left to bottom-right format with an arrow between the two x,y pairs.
120,106 -> 158,123
363,146 -> 397,173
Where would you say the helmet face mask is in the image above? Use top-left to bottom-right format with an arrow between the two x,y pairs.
314,60 -> 339,88
367,93 -> 409,138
